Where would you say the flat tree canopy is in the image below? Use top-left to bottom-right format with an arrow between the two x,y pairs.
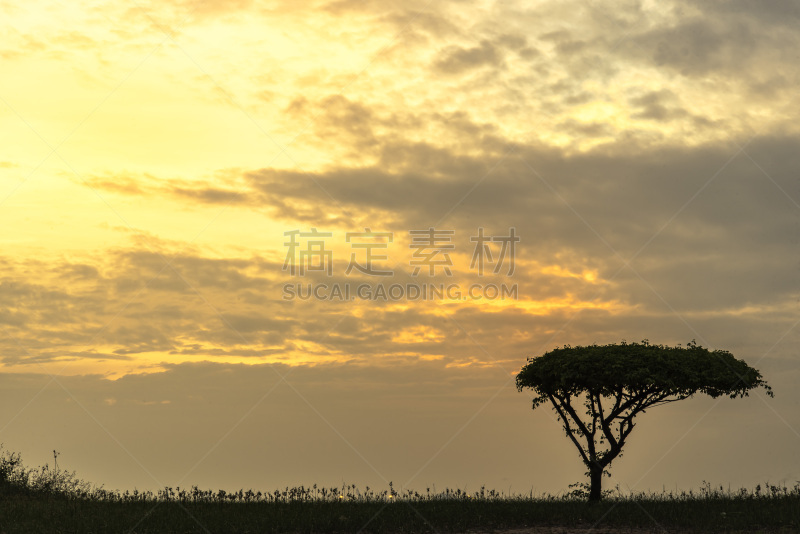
516,340 -> 772,501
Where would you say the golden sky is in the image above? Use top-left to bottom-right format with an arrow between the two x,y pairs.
1,0 -> 799,498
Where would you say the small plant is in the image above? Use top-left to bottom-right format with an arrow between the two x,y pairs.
0,443 -> 92,498
566,479 -> 618,500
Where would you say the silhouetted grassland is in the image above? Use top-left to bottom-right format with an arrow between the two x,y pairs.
2,446 -> 798,533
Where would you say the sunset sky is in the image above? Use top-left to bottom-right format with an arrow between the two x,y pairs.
1,0 -> 799,498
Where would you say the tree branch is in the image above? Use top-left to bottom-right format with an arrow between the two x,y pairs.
548,394 -> 591,466
595,394 -> 619,452
558,394 -> 597,463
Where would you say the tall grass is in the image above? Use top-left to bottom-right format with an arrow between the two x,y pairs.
1,444 -> 798,533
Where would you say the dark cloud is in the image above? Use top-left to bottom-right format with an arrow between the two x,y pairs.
680,0 -> 800,28
286,94 -> 380,153
432,40 -> 504,75
63,264 -> 101,280
633,19 -> 741,75
629,90 -> 688,121
1,212 -> 793,370
85,177 -> 148,196
556,119 -> 610,138
380,9 -> 462,40
167,186 -> 248,204
0,308 -> 27,327
495,33 -> 530,52
625,91 -> 720,132
539,29 -> 590,56
620,11 -> 795,82
81,127 -> 800,330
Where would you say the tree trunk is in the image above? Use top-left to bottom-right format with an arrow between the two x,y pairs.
588,463 -> 603,502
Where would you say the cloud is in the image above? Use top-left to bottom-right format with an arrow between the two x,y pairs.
680,0 -> 800,28
539,30 -> 588,57
432,40 -> 504,75
620,6 -> 798,84
640,19 -> 731,74
629,90 -> 688,121
7,132 -> 800,369
556,119 -> 611,138
79,124 -> 800,331
5,0 -> 797,384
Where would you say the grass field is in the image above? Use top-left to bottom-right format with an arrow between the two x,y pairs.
2,446 -> 799,533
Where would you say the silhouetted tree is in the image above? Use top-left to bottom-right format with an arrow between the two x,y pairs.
516,340 -> 772,501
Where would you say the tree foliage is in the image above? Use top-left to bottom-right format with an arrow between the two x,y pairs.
516,340 -> 772,501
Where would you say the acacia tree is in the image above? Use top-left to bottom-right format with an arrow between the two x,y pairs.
516,340 -> 772,501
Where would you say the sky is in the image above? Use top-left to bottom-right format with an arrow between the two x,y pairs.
1,0 -> 799,498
